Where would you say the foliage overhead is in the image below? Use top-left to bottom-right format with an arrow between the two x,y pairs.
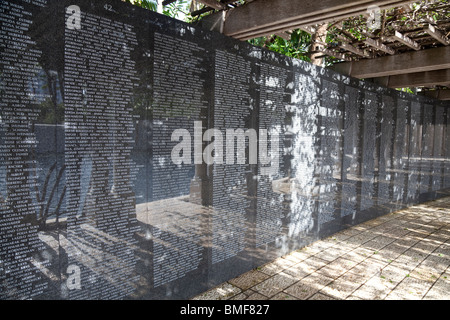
123,0 -> 192,20
248,30 -> 313,63
123,0 -> 158,11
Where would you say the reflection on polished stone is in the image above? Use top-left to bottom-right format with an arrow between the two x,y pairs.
0,0 -> 449,300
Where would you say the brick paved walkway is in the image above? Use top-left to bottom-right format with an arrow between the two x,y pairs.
193,196 -> 450,300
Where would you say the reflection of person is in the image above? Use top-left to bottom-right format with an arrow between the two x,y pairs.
62,10 -> 141,299
0,0 -> 52,300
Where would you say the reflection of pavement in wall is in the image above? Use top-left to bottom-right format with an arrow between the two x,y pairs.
136,196 -> 212,256
65,223 -> 139,299
30,170 -> 449,299
136,197 -> 211,288
35,221 -> 141,299
136,196 -> 209,238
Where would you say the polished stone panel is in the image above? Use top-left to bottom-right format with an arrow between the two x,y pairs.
0,0 -> 449,300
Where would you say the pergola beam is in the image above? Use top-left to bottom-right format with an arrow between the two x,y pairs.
322,48 -> 352,62
332,46 -> 450,79
420,89 -> 450,100
274,31 -> 291,40
425,24 -> 450,46
391,30 -> 421,50
364,38 -> 396,55
196,0 -> 225,10
372,69 -> 450,88
201,0 -> 416,40
340,42 -> 371,58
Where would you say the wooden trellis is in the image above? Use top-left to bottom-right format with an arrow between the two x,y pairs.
164,0 -> 450,99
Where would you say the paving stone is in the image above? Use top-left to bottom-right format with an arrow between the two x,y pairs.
346,295 -> 364,300
382,226 -> 411,239
270,292 -> 299,300
342,247 -> 373,264
409,264 -> 442,283
369,225 -> 396,236
351,276 -> 392,300
334,226 -> 365,238
228,269 -> 271,290
372,215 -> 396,223
244,292 -> 269,300
423,286 -> 449,300
283,256 -> 328,279
193,196 -> 450,300
429,271 -> 450,291
313,245 -> 347,262
407,231 -> 429,243
228,293 -> 247,300
431,228 -> 450,240
319,277 -> 362,299
229,290 -> 256,300
308,292 -> 336,300
378,263 -> 409,288
360,218 -> 386,228
423,272 -> 450,300
395,248 -> 429,269
396,215 -> 419,223
424,246 -> 450,270
337,239 -> 361,253
316,257 -> 356,279
342,231 -> 378,247
385,275 -> 434,300
426,233 -> 450,245
377,240 -> 410,259
296,245 -> 324,256
282,262 -> 315,280
430,242 -> 450,256
419,224 -> 441,235
412,239 -> 441,256
363,235 -> 396,251
307,239 -> 337,253
252,272 -> 298,298
337,270 -> 370,287
258,257 -> 297,276
394,235 -> 421,249
283,272 -> 334,300
348,258 -> 387,278
193,283 -> 241,300
283,249 -> 312,264
328,231 -> 353,243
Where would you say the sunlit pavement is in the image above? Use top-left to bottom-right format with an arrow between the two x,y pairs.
193,197 -> 450,300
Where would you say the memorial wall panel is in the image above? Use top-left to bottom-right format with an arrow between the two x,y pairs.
446,109 -> 450,188
1,0 -> 449,300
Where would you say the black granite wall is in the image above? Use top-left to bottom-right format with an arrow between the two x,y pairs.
1,0 -> 449,300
